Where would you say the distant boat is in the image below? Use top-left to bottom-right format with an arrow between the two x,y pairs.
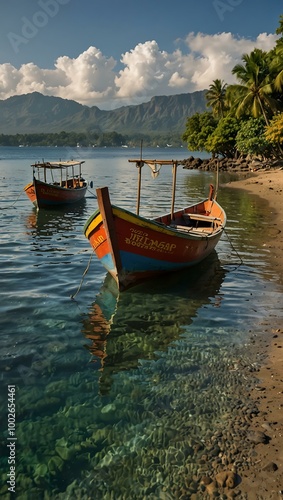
166,144 -> 172,147
24,160 -> 88,209
121,145 -> 128,148
84,157 -> 226,291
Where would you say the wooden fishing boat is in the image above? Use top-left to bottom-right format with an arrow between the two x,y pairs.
84,158 -> 226,291
24,160 -> 87,209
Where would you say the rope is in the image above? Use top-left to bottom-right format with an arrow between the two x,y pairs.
1,188 -> 25,209
223,227 -> 244,266
70,250 -> 94,300
87,188 -> 97,199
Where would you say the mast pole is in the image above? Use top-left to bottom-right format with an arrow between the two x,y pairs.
171,161 -> 177,220
136,162 -> 142,215
215,160 -> 219,200
136,140 -> 143,215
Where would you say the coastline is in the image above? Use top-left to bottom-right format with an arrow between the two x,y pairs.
224,168 -> 283,499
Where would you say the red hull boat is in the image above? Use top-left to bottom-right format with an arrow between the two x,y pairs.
24,160 -> 87,209
84,158 -> 226,291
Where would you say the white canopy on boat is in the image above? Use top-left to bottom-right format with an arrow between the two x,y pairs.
31,160 -> 85,169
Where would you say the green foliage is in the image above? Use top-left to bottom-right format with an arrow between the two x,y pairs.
205,116 -> 240,158
275,14 -> 283,41
96,132 -> 125,147
265,113 -> 283,145
236,118 -> 271,156
182,14 -> 283,159
229,48 -> 277,125
270,46 -> 283,93
0,132 -> 185,148
182,112 -> 217,151
0,132 -> 100,147
205,79 -> 227,118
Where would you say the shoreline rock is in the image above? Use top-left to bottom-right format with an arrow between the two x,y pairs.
181,155 -> 283,173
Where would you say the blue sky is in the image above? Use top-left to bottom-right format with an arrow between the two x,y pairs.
0,0 -> 281,109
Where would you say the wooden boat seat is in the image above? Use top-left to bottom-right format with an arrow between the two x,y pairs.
183,213 -> 222,222
170,224 -> 193,232
170,224 -> 214,234
190,227 -> 215,234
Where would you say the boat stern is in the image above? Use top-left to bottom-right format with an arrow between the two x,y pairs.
24,182 -> 37,207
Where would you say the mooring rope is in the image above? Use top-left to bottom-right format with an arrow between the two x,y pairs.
70,250 -> 94,300
1,188 -> 25,209
223,226 -> 244,266
87,188 -> 97,199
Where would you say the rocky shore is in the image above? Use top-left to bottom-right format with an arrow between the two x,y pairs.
181,155 -> 283,173
220,168 -> 283,500
173,162 -> 283,499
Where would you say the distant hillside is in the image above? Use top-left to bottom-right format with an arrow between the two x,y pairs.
0,91 -> 208,135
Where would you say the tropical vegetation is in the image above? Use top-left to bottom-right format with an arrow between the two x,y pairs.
0,131 -> 184,148
182,15 -> 283,160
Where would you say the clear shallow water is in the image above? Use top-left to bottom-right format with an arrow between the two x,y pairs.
0,147 -> 283,499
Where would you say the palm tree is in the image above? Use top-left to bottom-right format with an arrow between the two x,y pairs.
229,49 -> 278,125
270,46 -> 283,92
206,79 -> 227,119
275,14 -> 283,43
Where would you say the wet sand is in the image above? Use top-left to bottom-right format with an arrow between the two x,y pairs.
224,169 -> 283,499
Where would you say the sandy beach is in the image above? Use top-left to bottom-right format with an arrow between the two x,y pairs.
223,168 -> 283,499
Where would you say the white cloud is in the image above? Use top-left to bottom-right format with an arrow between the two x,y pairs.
54,47 -> 117,104
0,32 -> 279,109
184,32 -> 278,89
115,43 -> 195,101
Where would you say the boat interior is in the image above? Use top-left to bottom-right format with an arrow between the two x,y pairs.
154,204 -> 223,236
52,178 -> 86,189
169,213 -> 222,235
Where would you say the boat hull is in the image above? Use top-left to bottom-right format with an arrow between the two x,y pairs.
24,178 -> 87,209
84,193 -> 225,290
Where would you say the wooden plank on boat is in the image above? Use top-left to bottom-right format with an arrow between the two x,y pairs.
171,224 -> 193,232
184,214 -> 222,222
190,227 -> 215,234
172,224 -> 215,234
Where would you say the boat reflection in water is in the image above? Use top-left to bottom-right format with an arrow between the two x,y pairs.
82,252 -> 226,394
25,199 -> 87,237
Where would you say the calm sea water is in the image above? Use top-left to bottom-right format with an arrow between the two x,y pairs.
0,146 -> 282,499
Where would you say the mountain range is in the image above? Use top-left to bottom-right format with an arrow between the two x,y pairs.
0,91 -> 208,136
